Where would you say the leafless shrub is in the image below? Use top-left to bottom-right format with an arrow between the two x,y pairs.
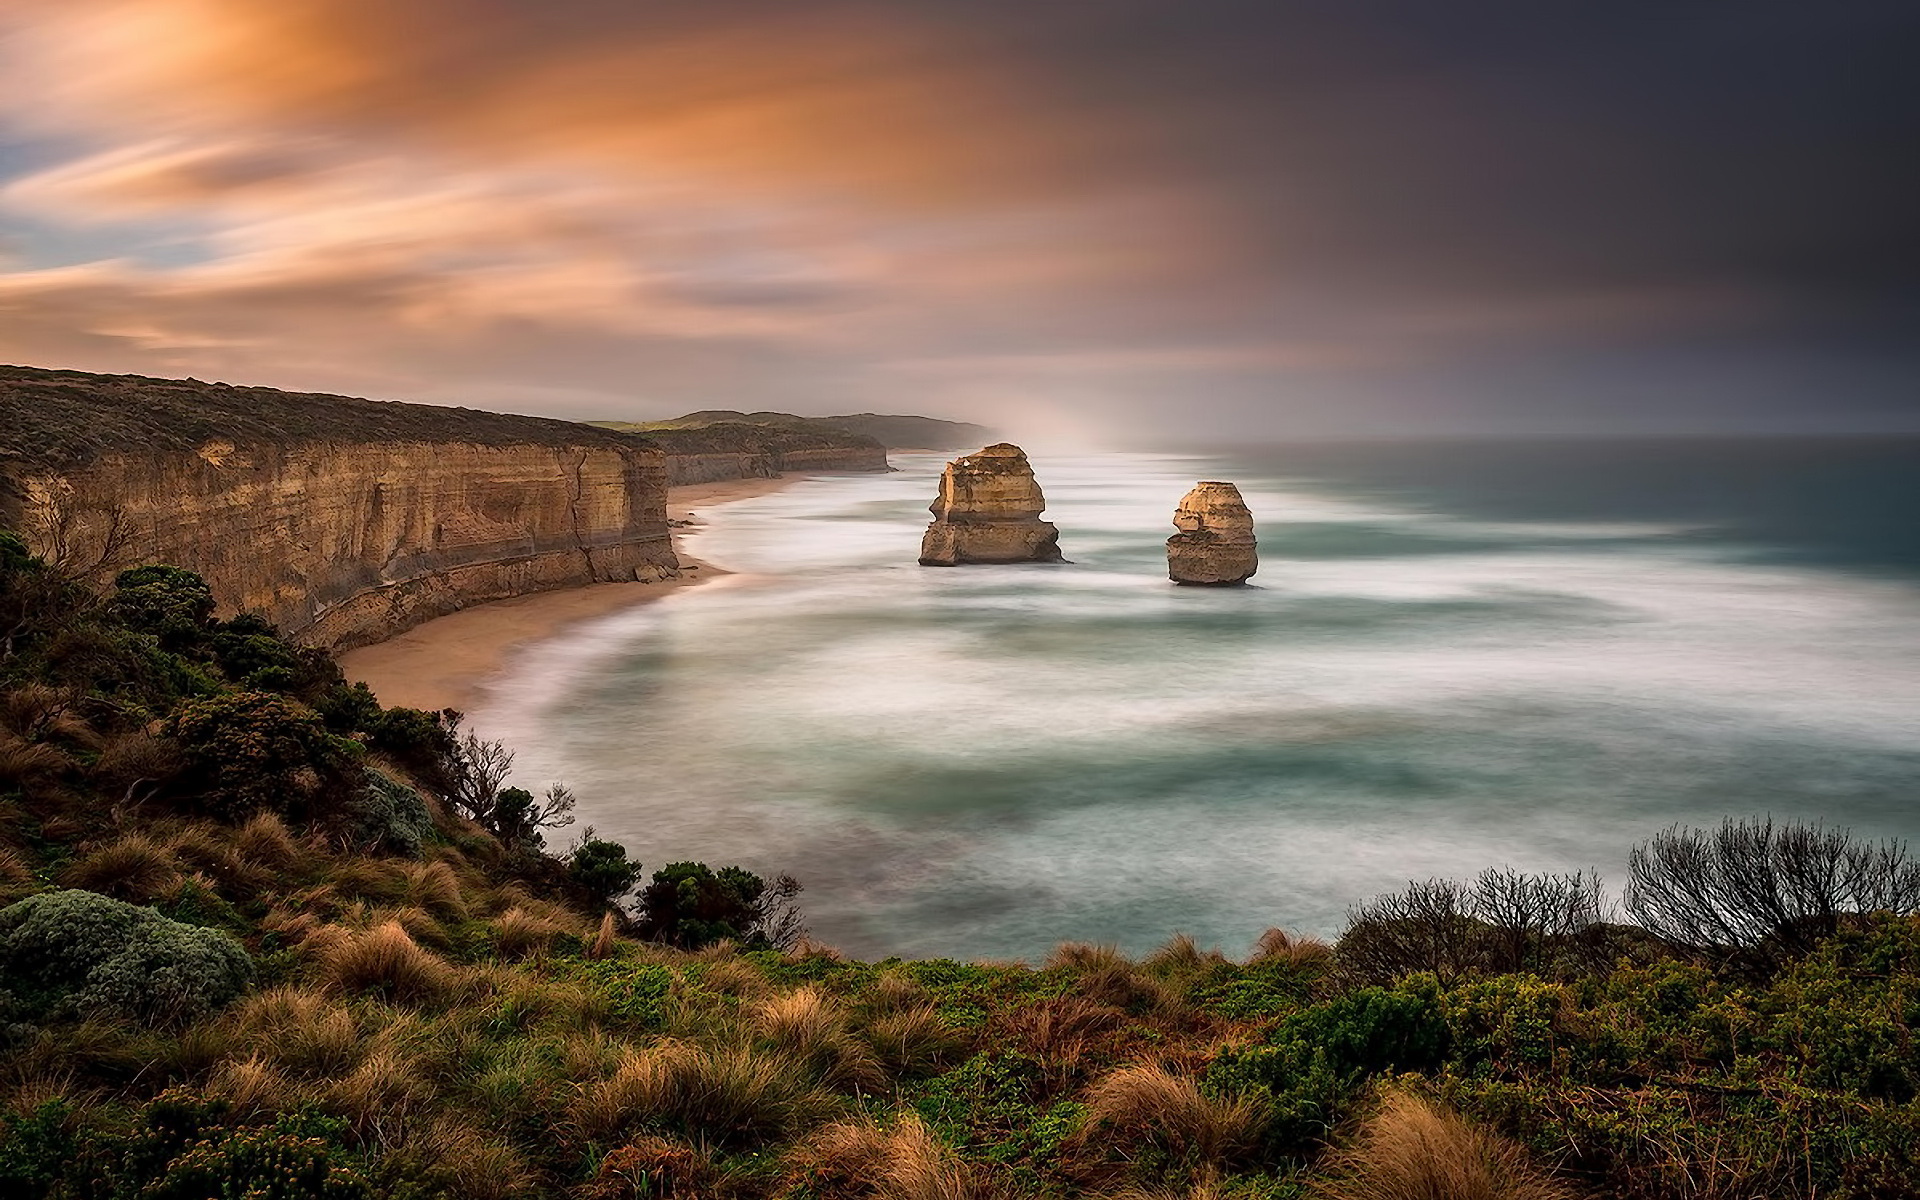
1341,869 -> 1614,985
445,728 -> 514,827
1625,816 -> 1920,972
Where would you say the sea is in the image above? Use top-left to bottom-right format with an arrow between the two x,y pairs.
474,438 -> 1920,962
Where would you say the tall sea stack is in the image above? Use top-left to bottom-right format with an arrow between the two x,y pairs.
1167,481 -> 1257,585
919,443 -> 1064,566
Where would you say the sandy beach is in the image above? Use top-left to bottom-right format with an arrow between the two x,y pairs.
336,474 -> 800,713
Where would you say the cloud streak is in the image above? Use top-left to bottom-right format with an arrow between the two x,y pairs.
2,0 -> 1916,435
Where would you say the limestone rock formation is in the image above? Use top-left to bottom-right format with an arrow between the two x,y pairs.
919,444 -> 1064,566
1167,482 -> 1257,585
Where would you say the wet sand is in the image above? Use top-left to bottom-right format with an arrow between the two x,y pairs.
337,475 -> 800,713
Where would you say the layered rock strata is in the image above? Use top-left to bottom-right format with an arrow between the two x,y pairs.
919,443 -> 1064,565
1167,482 -> 1257,585
0,366 -> 680,650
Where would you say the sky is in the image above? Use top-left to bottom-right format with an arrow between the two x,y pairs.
1,0 -> 1916,439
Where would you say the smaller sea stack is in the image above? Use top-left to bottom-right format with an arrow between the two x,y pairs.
919,443 -> 1064,566
1167,481 -> 1257,585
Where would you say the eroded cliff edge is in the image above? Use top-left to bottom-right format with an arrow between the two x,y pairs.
0,366 -> 687,651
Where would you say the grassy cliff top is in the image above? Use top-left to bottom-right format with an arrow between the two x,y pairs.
0,364 -> 660,469
635,420 -> 884,457
597,409 -> 992,449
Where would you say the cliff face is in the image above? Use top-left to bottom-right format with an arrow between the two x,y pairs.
1,366 -> 677,651
919,443 -> 1064,566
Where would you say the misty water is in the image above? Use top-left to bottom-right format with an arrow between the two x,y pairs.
476,440 -> 1920,962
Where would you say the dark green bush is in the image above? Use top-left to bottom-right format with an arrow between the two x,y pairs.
110,566 -> 215,651
168,690 -> 362,820
568,835 -> 643,908
0,889 -> 251,1026
637,861 -> 804,950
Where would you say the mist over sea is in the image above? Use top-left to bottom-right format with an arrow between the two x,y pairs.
477,439 -> 1920,962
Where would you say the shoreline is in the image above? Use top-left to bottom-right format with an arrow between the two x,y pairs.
336,474 -> 804,713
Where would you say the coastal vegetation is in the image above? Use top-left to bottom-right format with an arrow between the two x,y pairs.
1,534 -> 1918,1199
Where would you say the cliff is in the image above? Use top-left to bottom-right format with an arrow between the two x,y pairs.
919,443 -> 1064,566
0,366 -> 678,650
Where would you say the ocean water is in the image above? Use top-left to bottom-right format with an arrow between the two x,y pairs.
475,440 -> 1920,962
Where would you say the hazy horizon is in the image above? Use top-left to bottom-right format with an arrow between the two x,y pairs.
3,2 -> 1917,439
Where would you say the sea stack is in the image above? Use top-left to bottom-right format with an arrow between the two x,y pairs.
919,443 -> 1064,566
1167,482 -> 1257,585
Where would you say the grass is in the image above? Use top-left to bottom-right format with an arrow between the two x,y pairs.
573,1039 -> 839,1148
1311,1092 -> 1572,1200
317,920 -> 462,1005
56,832 -> 182,902
1082,1063 -> 1266,1167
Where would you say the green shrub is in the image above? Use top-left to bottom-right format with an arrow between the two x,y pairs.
637,861 -> 804,950
569,835 -> 643,907
110,565 -> 216,650
346,770 -> 437,857
0,889 -> 252,1026
55,1091 -> 378,1200
168,690 -> 363,820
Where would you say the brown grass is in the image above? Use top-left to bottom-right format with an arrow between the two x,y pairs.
588,910 -> 618,960
208,1056 -> 301,1119
318,921 -> 461,1005
871,969 -> 932,1012
1143,934 -> 1228,974
86,730 -> 182,792
233,812 -> 302,872
1046,943 -> 1185,1015
583,1133 -> 719,1200
400,1117 -> 539,1200
402,860 -> 469,922
1311,1092 -> 1574,1200
867,1003 -> 964,1076
790,1113 -> 1001,1200
573,1039 -> 836,1147
1252,927 -> 1336,969
326,1043 -> 428,1143
995,996 -> 1127,1083
753,987 -> 887,1092
57,832 -> 182,902
0,737 -> 73,789
1082,1062 -> 1266,1165
230,986 -> 363,1078
494,905 -> 573,960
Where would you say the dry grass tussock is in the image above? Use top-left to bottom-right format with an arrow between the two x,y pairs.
588,910 -> 618,961
582,1133 -> 719,1200
397,1116 -> 538,1200
1143,934 -> 1229,974
57,832 -> 182,902
995,997 -> 1127,1085
229,986 -> 363,1078
1047,943 -> 1186,1015
0,737 -> 71,789
573,1039 -> 836,1147
791,1112 -> 1002,1200
87,730 -> 183,792
699,956 -> 773,998
1252,927 -> 1336,969
1312,1092 -> 1574,1200
233,811 -> 302,872
867,1003 -> 963,1076
209,1055 -> 302,1119
494,904 -> 579,959
402,860 -> 469,921
753,986 -> 887,1091
367,903 -> 453,950
870,969 -> 932,1012
325,1043 -> 429,1143
318,920 -> 461,1005
1083,1062 -> 1266,1165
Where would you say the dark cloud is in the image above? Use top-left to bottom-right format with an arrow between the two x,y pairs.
1,0 -> 1915,435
